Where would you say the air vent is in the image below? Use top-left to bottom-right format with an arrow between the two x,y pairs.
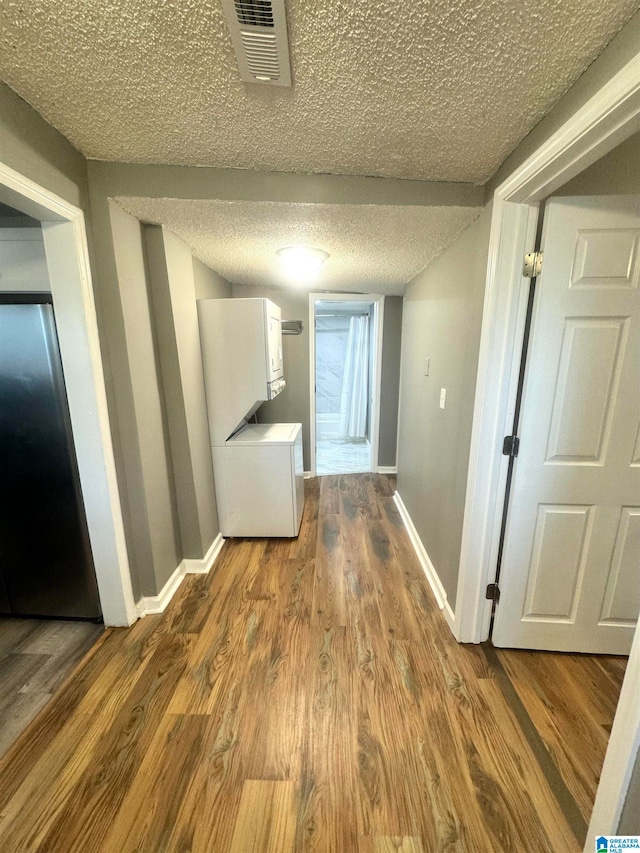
234,1 -> 274,27
222,0 -> 292,87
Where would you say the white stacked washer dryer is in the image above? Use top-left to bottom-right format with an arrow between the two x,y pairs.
198,297 -> 304,538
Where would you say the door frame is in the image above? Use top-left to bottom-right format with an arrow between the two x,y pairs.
0,161 -> 137,626
453,51 -> 640,845
308,293 -> 385,477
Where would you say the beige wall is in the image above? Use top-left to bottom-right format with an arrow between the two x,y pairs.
397,206 -> 491,607
485,10 -> 640,200
0,81 -> 88,210
193,257 -> 232,300
553,130 -> 640,196
0,227 -> 50,291
146,226 -> 223,558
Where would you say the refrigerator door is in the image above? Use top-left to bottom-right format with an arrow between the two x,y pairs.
0,299 -> 101,618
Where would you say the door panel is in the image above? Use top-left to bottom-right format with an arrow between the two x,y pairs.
493,195 -> 640,654
571,228 -> 639,288
599,507 -> 640,625
545,317 -> 628,464
523,504 -> 594,621
632,426 -> 640,466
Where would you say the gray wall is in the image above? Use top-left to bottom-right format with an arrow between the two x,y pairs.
231,282 -> 312,467
3,4 -> 639,603
193,257 -> 232,300
618,746 -> 640,833
145,226 -> 221,559
231,283 -> 403,471
397,207 -> 491,607
395,9 -> 640,610
379,296 -> 403,468
106,202 -> 181,596
87,192 -> 232,596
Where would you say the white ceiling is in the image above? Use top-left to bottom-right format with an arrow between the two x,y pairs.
1,0 -> 637,182
117,197 -> 481,294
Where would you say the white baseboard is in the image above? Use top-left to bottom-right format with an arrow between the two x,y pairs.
443,600 -> 456,632
393,491 -> 455,632
182,532 -> 225,574
136,532 -> 225,617
378,466 -> 397,475
304,470 -> 312,479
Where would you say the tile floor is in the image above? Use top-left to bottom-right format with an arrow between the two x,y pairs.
315,437 -> 371,475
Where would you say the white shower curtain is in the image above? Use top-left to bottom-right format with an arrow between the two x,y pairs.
338,315 -> 369,440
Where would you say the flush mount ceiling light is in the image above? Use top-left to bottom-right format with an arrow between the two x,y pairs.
277,246 -> 329,281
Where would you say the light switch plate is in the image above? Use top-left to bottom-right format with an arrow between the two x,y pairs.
424,357 -> 430,376
439,388 -> 447,409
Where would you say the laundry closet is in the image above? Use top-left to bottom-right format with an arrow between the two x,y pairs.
198,297 -> 304,538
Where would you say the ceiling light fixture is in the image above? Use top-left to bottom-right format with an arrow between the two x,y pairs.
277,246 -> 329,282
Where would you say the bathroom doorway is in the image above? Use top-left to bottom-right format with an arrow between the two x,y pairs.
309,294 -> 384,476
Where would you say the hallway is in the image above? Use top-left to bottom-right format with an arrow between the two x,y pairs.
0,475 -> 616,851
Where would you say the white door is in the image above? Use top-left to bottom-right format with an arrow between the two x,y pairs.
493,195 -> 640,654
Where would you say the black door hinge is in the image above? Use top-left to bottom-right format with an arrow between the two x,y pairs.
502,435 -> 520,457
486,583 -> 500,602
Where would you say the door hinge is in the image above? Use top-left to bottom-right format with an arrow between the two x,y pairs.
523,251 -> 543,278
502,435 -> 520,457
486,583 -> 501,602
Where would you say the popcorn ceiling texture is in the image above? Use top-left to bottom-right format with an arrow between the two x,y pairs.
117,197 -> 481,294
1,0 -> 637,182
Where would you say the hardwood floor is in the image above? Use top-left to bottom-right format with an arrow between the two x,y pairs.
0,618 -> 103,759
0,474 -> 595,852
494,647 -> 626,825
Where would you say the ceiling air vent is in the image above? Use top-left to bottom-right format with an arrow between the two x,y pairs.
222,0 -> 292,87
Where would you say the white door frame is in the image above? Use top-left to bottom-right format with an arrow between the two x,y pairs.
308,293 -> 385,477
0,161 -> 137,626
452,52 -> 640,846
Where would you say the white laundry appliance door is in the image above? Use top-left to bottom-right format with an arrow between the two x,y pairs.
212,423 -> 302,538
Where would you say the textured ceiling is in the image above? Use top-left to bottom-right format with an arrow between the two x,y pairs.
1,0 -> 638,182
116,198 -> 481,294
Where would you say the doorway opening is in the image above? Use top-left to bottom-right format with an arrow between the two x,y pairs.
309,294 -> 384,476
0,161 -> 136,628
478,131 -> 640,844
448,59 -> 640,841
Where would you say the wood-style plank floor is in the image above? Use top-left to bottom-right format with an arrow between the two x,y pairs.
0,618 -> 103,759
495,647 -> 626,825
0,475 -> 589,852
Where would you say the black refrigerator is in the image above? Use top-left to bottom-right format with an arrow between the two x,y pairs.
0,294 -> 101,619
